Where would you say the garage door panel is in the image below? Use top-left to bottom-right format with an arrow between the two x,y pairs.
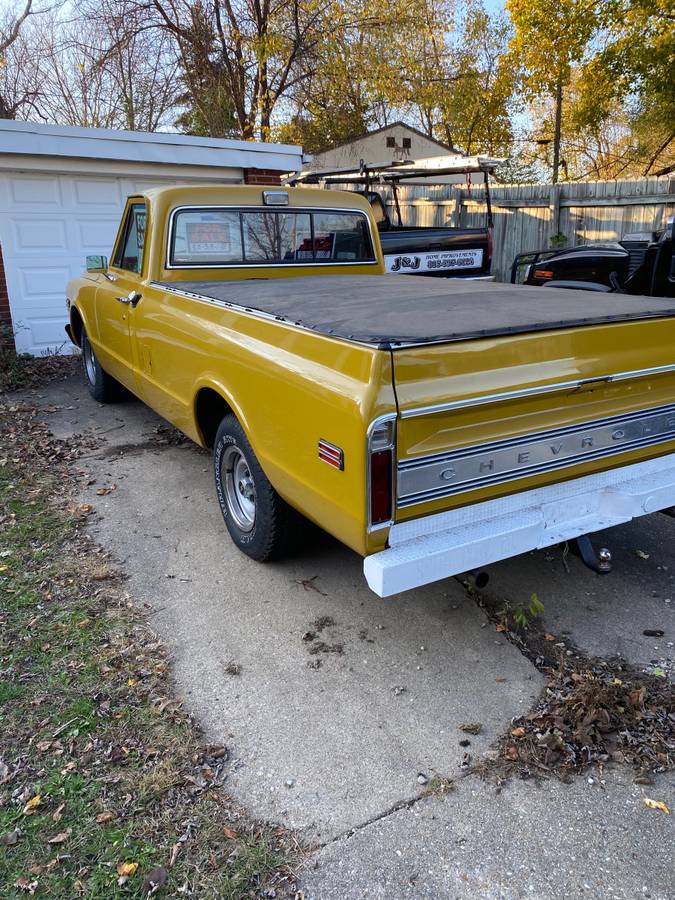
74,178 -> 123,206
76,217 -> 121,252
20,266 -> 72,296
12,218 -> 68,251
27,317 -> 72,351
10,176 -> 62,206
130,179 -> 180,193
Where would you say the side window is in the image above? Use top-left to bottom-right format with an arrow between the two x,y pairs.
113,203 -> 147,273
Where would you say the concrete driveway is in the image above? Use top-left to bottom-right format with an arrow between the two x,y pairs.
28,375 -> 674,899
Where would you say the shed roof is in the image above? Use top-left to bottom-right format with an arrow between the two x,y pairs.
0,120 -> 303,173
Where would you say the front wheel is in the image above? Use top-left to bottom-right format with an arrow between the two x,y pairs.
81,329 -> 122,402
214,414 -> 293,561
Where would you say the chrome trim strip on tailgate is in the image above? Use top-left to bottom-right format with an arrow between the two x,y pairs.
398,362 -> 675,419
397,402 -> 675,508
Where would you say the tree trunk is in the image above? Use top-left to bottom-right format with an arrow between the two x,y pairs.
552,76 -> 563,184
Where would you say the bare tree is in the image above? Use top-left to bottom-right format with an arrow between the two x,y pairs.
1,0 -> 180,131
0,1 -> 49,118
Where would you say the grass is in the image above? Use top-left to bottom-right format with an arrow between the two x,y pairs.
0,401 -> 298,898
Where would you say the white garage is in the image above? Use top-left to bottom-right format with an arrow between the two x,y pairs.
0,121 -> 303,355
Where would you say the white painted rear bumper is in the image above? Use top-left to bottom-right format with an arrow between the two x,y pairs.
363,452 -> 675,597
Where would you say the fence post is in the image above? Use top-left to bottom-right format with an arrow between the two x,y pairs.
449,188 -> 461,228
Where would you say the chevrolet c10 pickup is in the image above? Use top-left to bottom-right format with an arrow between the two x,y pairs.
66,185 -> 675,597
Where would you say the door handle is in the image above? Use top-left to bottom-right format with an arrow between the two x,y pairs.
115,291 -> 142,307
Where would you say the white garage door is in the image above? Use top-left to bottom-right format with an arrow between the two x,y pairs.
0,172 -> 182,355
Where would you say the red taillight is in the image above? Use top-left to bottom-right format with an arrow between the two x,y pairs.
534,269 -> 554,280
370,448 -> 393,526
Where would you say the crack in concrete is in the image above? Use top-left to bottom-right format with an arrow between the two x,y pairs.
317,775 -> 472,849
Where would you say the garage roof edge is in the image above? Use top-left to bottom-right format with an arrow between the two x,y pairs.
0,121 -> 303,172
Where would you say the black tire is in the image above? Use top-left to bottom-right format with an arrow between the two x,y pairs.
214,414 -> 292,561
81,329 -> 122,403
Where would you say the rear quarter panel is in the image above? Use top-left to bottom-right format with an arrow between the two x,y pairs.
132,282 -> 396,556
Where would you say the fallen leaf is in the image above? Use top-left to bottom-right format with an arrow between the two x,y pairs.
459,722 -> 482,735
511,726 -> 526,738
629,687 -> 646,707
504,745 -> 519,760
0,565 -> 8,573
117,861 -> 139,877
543,633 -> 556,641
0,828 -> 21,846
22,795 -> 41,815
95,811 -> 115,824
142,866 -> 168,896
495,623 -> 508,632
52,803 -> 65,823
46,830 -> 70,844
643,798 -> 670,814
222,825 -> 238,840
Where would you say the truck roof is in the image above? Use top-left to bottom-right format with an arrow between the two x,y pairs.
156,275 -> 675,349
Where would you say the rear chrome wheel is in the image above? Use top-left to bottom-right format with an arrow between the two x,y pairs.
213,413 -> 296,561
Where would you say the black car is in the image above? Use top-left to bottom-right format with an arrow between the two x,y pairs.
511,217 -> 675,297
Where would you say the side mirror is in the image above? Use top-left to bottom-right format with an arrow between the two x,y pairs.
86,254 -> 108,272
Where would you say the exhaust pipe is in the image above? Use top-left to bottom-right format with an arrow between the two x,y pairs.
463,569 -> 490,589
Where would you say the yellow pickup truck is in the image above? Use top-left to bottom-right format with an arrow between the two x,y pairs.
66,185 -> 675,596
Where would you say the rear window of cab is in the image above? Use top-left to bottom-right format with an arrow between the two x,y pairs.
169,207 -> 375,267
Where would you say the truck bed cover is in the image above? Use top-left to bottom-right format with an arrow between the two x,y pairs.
157,275 -> 675,349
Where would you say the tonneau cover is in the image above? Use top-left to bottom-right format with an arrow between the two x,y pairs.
156,275 -> 675,348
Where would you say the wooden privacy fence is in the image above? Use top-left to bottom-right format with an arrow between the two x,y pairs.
372,178 -> 675,282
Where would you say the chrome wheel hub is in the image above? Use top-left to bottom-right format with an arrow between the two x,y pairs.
222,445 -> 256,531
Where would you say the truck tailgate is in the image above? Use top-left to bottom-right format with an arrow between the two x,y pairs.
393,316 -> 675,521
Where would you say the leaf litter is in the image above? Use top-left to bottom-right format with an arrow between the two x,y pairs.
463,578 -> 675,783
0,397 -> 300,897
